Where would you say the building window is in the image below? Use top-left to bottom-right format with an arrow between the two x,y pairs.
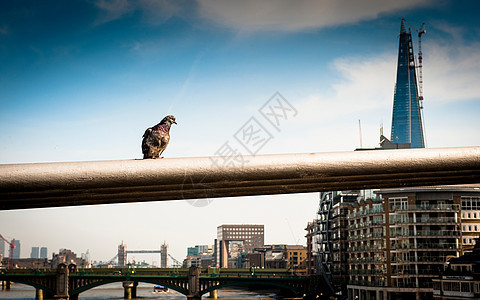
390,197 -> 408,211
461,282 -> 472,293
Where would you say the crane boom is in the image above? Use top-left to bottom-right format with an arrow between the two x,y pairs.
0,233 -> 16,269
401,19 -> 426,108
417,23 -> 426,108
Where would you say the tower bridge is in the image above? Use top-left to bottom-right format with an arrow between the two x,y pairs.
116,241 -> 172,268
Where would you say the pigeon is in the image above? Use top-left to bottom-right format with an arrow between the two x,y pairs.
142,115 -> 177,159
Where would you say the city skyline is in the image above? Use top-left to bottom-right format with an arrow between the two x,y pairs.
1,0 -> 480,263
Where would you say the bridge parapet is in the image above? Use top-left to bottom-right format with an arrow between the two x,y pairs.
0,267 -> 315,299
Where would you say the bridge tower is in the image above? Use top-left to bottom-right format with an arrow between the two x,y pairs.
160,242 -> 168,268
118,241 -> 127,267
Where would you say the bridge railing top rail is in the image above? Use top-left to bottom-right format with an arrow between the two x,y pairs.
0,267 -> 308,277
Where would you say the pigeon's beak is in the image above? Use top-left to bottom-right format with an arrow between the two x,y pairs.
173,120 -> 177,125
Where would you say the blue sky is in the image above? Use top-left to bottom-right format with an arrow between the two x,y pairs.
1,0 -> 480,263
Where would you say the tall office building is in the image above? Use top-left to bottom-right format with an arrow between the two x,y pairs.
30,247 -> 39,258
40,247 -> 48,259
391,19 -> 425,148
12,240 -> 20,259
216,224 -> 264,268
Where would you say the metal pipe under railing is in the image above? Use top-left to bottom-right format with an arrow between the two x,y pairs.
0,146 -> 479,210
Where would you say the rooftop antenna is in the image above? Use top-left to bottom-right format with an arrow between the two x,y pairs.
358,119 -> 363,148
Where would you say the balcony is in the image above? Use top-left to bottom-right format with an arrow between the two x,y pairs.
390,204 -> 460,212
391,269 -> 443,276
348,257 -> 386,264
348,269 -> 385,276
348,220 -> 385,229
390,243 -> 458,250
390,230 -> 461,238
348,232 -> 384,241
348,245 -> 385,252
348,280 -> 386,287
391,256 -> 453,263
349,207 -> 384,218
389,217 -> 458,225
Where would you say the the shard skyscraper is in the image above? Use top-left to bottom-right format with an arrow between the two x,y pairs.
391,20 -> 425,148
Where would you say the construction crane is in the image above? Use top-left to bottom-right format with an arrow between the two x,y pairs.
0,233 -> 16,269
402,18 -> 426,109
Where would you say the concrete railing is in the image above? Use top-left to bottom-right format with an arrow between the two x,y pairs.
1,146 -> 479,210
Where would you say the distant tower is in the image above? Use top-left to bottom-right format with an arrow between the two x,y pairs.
391,19 -> 425,148
12,240 -> 20,259
40,247 -> 48,259
118,241 -> 127,267
161,242 -> 168,268
31,247 -> 39,258
0,239 -> 4,257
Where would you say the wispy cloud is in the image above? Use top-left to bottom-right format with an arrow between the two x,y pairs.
137,0 -> 182,26
295,54 -> 396,124
422,24 -> 480,103
93,0 -> 183,26
197,0 -> 433,32
94,0 -> 132,25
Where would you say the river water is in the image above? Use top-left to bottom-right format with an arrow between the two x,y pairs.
0,283 -> 281,299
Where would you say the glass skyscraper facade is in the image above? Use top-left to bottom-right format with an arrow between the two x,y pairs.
391,20 -> 425,148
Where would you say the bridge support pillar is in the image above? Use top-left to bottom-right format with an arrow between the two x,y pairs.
35,288 -> 44,300
54,263 -> 69,300
123,281 -> 137,300
187,266 -> 201,300
208,290 -> 217,298
2,281 -> 11,290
